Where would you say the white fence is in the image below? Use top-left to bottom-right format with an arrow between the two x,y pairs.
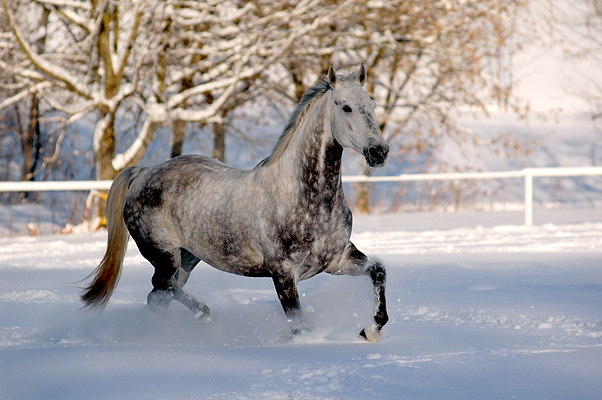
1,166 -> 602,225
342,166 -> 602,225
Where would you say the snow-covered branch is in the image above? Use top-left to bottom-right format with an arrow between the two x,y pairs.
111,115 -> 155,170
114,0 -> 143,84
0,81 -> 52,110
0,0 -> 538,214
51,6 -> 94,33
164,0 -> 354,117
3,0 -> 93,100
34,0 -> 91,10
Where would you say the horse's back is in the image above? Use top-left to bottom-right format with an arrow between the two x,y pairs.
128,154 -> 241,198
123,154 -> 266,274
124,154 -> 255,227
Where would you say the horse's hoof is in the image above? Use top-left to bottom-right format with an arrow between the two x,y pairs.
291,325 -> 309,336
359,324 -> 381,342
194,307 -> 211,322
147,291 -> 172,313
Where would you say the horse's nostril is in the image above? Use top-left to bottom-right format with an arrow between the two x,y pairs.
364,144 -> 388,167
368,147 -> 383,160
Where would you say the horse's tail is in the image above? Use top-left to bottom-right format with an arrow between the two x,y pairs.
81,166 -> 142,311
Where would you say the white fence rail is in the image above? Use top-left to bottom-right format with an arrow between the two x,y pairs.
1,167 -> 602,225
0,180 -> 113,192
343,166 -> 602,225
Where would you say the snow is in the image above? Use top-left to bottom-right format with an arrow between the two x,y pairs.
1,209 -> 601,399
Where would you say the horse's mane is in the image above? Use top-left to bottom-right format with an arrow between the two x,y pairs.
261,77 -> 332,167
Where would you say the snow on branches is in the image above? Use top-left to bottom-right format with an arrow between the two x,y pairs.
1,0 -> 539,215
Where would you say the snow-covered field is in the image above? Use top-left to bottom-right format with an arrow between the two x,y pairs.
1,209 -> 601,399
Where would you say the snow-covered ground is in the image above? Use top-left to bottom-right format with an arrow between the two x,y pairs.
1,209 -> 601,399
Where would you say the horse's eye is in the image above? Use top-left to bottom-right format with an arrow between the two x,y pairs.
342,105 -> 352,113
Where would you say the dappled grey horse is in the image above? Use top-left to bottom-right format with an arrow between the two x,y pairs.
81,64 -> 390,341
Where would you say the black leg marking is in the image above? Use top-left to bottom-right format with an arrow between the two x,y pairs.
272,272 -> 306,335
148,269 -> 177,312
359,260 -> 388,342
141,246 -> 210,320
147,288 -> 173,313
176,248 -> 201,287
148,275 -> 211,320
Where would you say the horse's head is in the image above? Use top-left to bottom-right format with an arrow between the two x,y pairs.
328,64 -> 389,168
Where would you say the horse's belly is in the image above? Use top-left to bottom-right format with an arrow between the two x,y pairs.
185,237 -> 269,278
208,260 -> 270,277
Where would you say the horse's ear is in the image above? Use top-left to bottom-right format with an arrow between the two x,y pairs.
328,65 -> 337,87
357,63 -> 367,85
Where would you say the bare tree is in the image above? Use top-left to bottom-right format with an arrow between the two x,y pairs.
2,0 -> 545,218
0,0 -> 352,221
275,0 -> 537,212
157,0 -> 351,163
0,1 -> 50,203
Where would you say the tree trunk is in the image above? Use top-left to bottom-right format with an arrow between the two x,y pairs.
21,97 -> 37,181
171,77 -> 193,158
356,167 -> 374,214
205,95 -> 226,162
356,183 -> 371,214
94,114 -> 118,224
19,96 -> 42,198
212,119 -> 226,163
171,119 -> 186,158
19,8 -> 48,201
91,112 -> 157,225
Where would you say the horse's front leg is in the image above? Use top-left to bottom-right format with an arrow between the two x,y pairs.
326,242 -> 389,342
272,269 -> 307,335
360,259 -> 389,342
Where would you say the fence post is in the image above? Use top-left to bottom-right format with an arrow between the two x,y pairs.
524,170 -> 533,226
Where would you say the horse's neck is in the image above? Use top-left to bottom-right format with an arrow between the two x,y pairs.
285,94 -> 344,200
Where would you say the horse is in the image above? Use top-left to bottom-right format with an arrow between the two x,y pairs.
81,64 -> 390,342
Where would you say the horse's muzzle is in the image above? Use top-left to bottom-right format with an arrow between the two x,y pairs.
364,143 -> 389,168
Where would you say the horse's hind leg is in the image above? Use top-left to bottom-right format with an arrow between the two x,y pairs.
325,242 -> 388,342
172,285 -> 210,320
173,248 -> 210,319
176,248 -> 201,287
141,245 -> 210,320
145,249 -> 178,312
